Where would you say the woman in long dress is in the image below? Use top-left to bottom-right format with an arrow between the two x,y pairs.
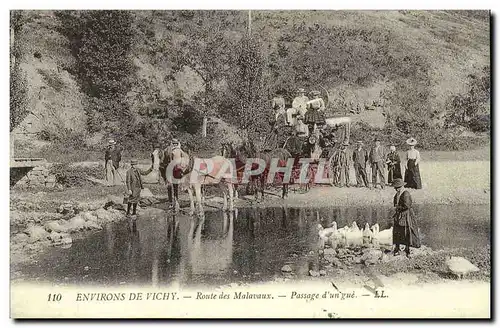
403,137 -> 422,189
386,145 -> 402,185
392,178 -> 421,258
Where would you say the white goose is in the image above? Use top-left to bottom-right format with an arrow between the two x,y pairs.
445,256 -> 480,279
363,223 -> 374,240
345,221 -> 363,240
319,222 -> 340,239
372,224 -> 393,245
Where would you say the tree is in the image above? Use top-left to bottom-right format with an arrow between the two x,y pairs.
74,11 -> 135,130
10,11 -> 30,132
159,11 -> 238,118
223,35 -> 269,136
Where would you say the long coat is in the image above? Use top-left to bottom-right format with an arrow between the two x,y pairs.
392,190 -> 421,248
126,167 -> 152,204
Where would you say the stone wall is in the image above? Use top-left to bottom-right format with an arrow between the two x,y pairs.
11,164 -> 56,188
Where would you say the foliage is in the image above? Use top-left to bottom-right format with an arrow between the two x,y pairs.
10,11 -> 30,132
56,10 -> 136,131
50,163 -> 104,187
223,36 -> 270,135
445,66 -> 490,130
161,11 -> 237,117
10,66 -> 29,132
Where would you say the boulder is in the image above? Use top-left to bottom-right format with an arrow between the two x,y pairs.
104,195 -> 126,211
44,220 -> 69,233
24,224 -> 49,243
66,215 -> 87,232
324,248 -> 337,256
95,208 -> 112,223
361,249 -> 383,265
81,211 -> 98,222
84,220 -> 103,230
11,233 -> 29,244
331,258 -> 343,267
309,270 -> 320,277
281,265 -> 293,273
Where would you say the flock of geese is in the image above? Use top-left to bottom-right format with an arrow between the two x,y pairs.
318,221 -> 393,246
316,219 -> 481,279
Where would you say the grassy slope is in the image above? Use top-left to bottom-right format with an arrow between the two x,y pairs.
13,10 -> 490,162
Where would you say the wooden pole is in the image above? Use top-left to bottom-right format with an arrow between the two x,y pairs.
248,10 -> 252,36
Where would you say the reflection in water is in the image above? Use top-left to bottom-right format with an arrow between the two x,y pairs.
15,204 -> 490,287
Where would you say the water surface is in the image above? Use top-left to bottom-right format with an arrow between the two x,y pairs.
12,205 -> 490,287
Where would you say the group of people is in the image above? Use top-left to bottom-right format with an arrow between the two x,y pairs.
331,137 -> 423,190
272,88 -> 327,136
105,138 -> 190,217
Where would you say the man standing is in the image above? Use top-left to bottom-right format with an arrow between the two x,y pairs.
331,142 -> 351,187
352,141 -> 369,187
168,138 -> 190,209
126,159 -> 152,218
105,139 -> 122,186
369,137 -> 386,189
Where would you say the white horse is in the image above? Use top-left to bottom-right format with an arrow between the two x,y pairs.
168,154 -> 236,216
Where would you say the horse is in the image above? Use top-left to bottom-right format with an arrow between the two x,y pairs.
164,148 -> 236,216
225,139 -> 292,201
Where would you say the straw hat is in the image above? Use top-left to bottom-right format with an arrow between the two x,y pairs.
406,137 -> 418,146
297,88 -> 306,94
356,140 -> 364,145
310,90 -> 321,96
392,178 -> 406,188
108,139 -> 116,145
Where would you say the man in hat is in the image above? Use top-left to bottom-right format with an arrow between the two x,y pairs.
369,137 -> 386,189
352,141 -> 369,187
126,159 -> 152,217
331,141 -> 351,187
105,139 -> 122,186
167,138 -> 190,208
304,90 -> 326,133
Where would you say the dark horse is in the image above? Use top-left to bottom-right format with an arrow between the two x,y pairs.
222,140 -> 292,200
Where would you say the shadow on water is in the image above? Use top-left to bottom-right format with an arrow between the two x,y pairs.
14,204 -> 490,288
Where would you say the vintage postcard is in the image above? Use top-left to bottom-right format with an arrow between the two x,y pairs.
9,9 -> 491,319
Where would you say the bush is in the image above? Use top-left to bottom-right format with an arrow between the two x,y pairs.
50,163 -> 104,187
469,114 -> 490,133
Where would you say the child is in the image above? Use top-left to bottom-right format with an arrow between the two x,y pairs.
126,159 -> 152,217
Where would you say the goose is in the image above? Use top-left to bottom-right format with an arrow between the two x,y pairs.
345,221 -> 363,240
363,223 -> 374,239
337,225 -> 350,239
319,222 -> 339,239
372,224 -> 393,245
445,256 -> 480,279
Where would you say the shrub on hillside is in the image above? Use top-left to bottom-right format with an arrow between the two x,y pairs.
468,114 -> 490,133
50,163 -> 104,188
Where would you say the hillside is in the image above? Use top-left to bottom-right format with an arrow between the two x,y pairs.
10,10 -> 490,161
